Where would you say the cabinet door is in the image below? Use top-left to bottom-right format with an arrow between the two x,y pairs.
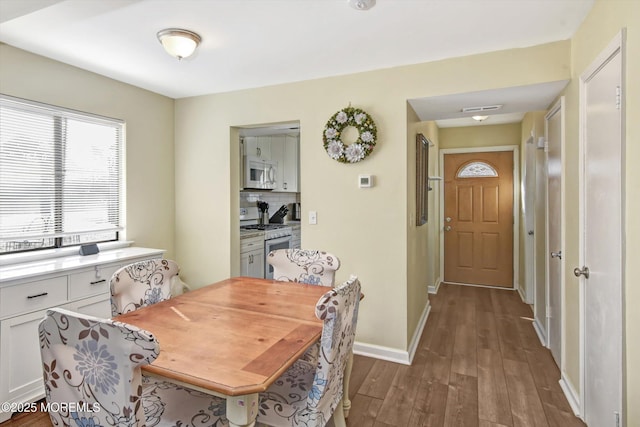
269,136 -> 285,191
0,309 -> 47,417
249,248 -> 264,278
241,249 -> 264,278
244,136 -> 271,159
282,135 -> 299,192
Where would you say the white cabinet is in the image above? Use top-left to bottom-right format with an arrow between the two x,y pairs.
0,247 -> 163,422
270,135 -> 299,193
243,136 -> 271,160
241,235 -> 264,278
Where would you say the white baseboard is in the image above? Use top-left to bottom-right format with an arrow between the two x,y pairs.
428,277 -> 441,294
559,373 -> 581,417
353,300 -> 431,366
516,285 -> 526,302
533,317 -> 547,347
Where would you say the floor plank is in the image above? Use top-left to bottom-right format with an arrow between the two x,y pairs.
443,372 -> 479,427
503,359 -> 550,427
478,348 -> 513,426
357,359 -> 400,400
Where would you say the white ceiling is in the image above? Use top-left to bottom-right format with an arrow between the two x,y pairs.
0,0 -> 594,103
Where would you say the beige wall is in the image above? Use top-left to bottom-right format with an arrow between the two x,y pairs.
439,122 -> 522,150
174,42 -> 571,352
406,105 -> 430,345
562,0 -> 640,422
0,44 -> 177,259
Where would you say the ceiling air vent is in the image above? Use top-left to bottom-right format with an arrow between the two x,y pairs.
461,104 -> 503,113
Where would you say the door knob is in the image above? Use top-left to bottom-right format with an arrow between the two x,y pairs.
551,251 -> 562,259
445,226 -> 452,231
574,266 -> 590,279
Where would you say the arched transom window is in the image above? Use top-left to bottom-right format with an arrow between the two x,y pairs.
457,161 -> 498,178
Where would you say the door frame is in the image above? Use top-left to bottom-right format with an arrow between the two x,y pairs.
577,30 -> 626,422
523,134 -> 536,304
439,145 -> 520,289
544,97 -> 565,371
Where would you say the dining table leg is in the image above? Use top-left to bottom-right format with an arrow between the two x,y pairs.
226,393 -> 259,427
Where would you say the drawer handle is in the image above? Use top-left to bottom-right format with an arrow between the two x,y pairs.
27,292 -> 49,299
90,279 -> 107,285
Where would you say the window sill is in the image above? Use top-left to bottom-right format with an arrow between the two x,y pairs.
0,241 -> 133,267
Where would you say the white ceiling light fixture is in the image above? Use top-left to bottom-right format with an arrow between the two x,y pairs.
472,115 -> 489,122
157,28 -> 201,60
348,0 -> 376,11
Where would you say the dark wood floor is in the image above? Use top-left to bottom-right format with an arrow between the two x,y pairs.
346,283 -> 586,427
1,283 -> 585,427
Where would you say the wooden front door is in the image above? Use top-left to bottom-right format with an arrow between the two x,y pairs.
444,151 -> 514,287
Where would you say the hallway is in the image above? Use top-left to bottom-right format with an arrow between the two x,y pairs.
347,283 -> 586,426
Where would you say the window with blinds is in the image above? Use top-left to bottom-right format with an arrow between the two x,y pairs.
0,95 -> 124,254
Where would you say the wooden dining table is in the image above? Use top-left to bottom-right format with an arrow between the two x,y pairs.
115,276 -> 330,427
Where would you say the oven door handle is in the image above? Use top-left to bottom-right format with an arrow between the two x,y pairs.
265,235 -> 292,246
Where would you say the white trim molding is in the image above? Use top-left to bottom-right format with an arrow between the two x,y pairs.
354,300 -> 431,365
559,374 -> 582,417
533,317 -> 547,347
428,276 -> 441,294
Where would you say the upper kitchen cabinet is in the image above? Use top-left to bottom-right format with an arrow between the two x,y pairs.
270,134 -> 299,193
243,136 -> 271,160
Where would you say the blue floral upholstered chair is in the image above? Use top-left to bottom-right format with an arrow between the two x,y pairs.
38,307 -> 228,427
267,249 -> 340,286
110,259 -> 179,317
267,249 -> 341,365
256,275 -> 361,427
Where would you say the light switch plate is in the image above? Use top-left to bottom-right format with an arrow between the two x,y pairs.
309,211 -> 317,224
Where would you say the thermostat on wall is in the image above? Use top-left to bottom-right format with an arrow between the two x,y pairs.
358,174 -> 373,188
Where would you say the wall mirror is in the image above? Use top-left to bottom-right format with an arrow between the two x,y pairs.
416,133 -> 430,226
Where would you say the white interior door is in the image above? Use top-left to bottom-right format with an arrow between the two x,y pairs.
545,99 -> 563,367
579,33 -> 624,427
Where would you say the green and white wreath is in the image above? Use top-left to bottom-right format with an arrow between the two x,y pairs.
323,106 -> 377,163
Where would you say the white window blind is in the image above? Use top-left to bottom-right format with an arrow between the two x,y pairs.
0,95 -> 124,254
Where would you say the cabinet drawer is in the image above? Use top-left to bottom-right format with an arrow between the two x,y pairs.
69,264 -> 120,300
241,235 -> 264,253
0,276 -> 67,318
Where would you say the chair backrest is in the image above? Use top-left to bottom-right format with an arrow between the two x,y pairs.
39,307 -> 159,427
306,275 -> 361,422
267,249 -> 340,286
110,259 -> 179,316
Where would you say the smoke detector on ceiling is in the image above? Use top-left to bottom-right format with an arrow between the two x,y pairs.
348,0 -> 376,11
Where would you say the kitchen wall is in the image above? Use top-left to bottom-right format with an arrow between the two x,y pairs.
174,40 -> 571,357
0,43 -> 176,260
239,192 -> 299,219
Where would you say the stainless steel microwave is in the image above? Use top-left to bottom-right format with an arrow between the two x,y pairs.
244,156 -> 277,190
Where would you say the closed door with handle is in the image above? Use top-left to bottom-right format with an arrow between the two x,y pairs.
443,151 -> 514,287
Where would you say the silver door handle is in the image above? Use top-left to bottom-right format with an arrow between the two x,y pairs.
445,226 -> 452,231
574,266 -> 590,279
551,251 -> 562,259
